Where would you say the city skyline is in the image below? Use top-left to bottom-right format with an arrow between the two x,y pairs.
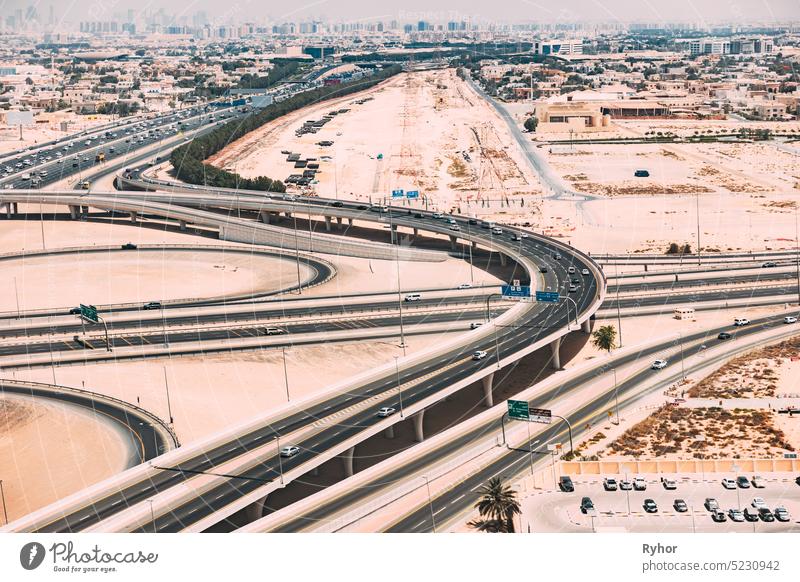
2,0 -> 799,25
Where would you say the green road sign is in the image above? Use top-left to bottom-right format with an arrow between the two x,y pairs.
79,304 -> 99,323
507,399 -> 529,421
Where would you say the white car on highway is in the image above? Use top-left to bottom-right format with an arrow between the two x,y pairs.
472,350 -> 488,361
734,317 -> 750,326
470,322 -> 483,329
784,316 -> 797,324
581,268 -> 590,276
377,407 -> 396,417
651,359 -> 668,370
280,445 -> 301,458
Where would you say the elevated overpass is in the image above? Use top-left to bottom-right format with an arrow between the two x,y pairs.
0,184 -> 605,533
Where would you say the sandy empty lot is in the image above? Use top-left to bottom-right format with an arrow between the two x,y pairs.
210,70 -> 543,219
0,393 -> 134,522
0,248 -> 312,312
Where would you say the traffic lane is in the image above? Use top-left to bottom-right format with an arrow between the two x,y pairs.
136,302 -> 580,532
0,383 -> 166,463
275,312 -> 785,531
529,482 -> 800,533
0,293 -> 496,340
614,270 -> 800,293
389,314 -> 790,531
612,284 -> 797,309
38,229 -> 595,530
40,311 -> 524,532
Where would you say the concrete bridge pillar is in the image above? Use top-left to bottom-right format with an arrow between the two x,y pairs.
472,240 -> 478,249
384,424 -> 395,439
449,235 -> 458,251
413,227 -> 418,237
324,216 -> 332,231
12,202 -> 19,214
348,217 -> 353,227
581,319 -> 591,334
259,210 -> 270,224
481,372 -> 495,408
499,253 -> 507,267
179,220 -> 187,232
68,205 -> 79,220
550,336 -> 562,370
342,446 -> 356,477
413,410 -> 425,443
284,211 -> 292,219
129,211 -> 137,223
337,216 -> 343,229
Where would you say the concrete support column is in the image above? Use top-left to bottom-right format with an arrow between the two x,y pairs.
337,216 -> 343,229
342,446 -> 355,478
481,372 -> 495,408
68,205 -> 79,220
284,211 -> 292,219
348,217 -> 353,227
384,425 -> 395,439
550,336 -> 562,370
179,220 -> 187,232
12,202 -> 19,214
499,253 -> 507,267
324,215 -> 332,231
259,210 -> 270,224
413,227 -> 418,237
472,240 -> 478,249
581,319 -> 591,334
449,235 -> 458,251
413,410 -> 425,443
129,211 -> 137,223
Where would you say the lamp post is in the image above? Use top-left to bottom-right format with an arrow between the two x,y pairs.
162,366 -> 174,425
0,479 -> 8,525
394,217 -> 407,354
282,346 -> 290,402
395,356 -> 405,417
612,368 -> 620,425
147,499 -> 156,533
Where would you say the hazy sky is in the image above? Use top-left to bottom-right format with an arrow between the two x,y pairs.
5,0 -> 799,24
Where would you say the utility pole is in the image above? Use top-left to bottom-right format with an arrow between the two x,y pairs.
395,356 -> 404,417
163,366 -> 174,425
13,277 -> 20,318
422,475 -> 436,533
0,479 -> 8,525
696,192 -> 701,267
795,204 -> 799,306
282,346 -> 290,402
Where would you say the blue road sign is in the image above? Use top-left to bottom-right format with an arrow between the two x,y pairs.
535,291 -> 560,303
391,189 -> 404,198
406,190 -> 420,199
502,284 -> 531,299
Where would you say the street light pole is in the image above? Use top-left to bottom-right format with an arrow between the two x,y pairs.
395,356 -> 405,417
276,435 -> 284,485
422,475 -> 436,533
147,499 -> 156,533
612,368 -> 620,425
0,479 -> 8,525
162,366 -> 174,425
282,346 -> 290,402
292,204 -> 302,295
614,263 -> 623,347
795,204 -> 800,306
394,225 -> 407,354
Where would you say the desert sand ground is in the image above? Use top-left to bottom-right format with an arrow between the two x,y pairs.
209,70 -> 543,220
0,249 -> 313,312
0,393 -> 135,522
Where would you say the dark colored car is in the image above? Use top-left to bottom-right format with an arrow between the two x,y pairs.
68,307 -> 81,315
758,508 -> 775,522
142,301 -> 162,310
736,476 -> 751,489
121,243 -> 137,250
634,169 -> 650,177
559,476 -> 574,492
468,218 -> 478,225
711,511 -> 727,523
718,332 -> 733,340
580,497 -> 594,513
330,201 -> 344,207
643,499 -> 658,513
673,499 -> 688,512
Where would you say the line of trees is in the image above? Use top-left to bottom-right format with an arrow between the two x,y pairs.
237,61 -> 301,90
170,65 -> 403,192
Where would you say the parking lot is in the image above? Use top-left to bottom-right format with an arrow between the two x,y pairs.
523,473 -> 800,533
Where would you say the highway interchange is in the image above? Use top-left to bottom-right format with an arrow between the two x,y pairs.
1,72 -> 798,535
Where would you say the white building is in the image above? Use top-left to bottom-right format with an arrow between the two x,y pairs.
533,39 -> 584,57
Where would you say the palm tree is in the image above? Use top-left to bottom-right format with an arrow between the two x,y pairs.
591,325 -> 617,353
471,477 -> 520,533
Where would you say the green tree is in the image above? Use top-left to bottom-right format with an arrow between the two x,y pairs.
524,117 -> 538,133
469,477 -> 520,533
591,325 -> 617,353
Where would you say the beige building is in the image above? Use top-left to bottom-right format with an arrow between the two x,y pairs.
533,101 -> 611,133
